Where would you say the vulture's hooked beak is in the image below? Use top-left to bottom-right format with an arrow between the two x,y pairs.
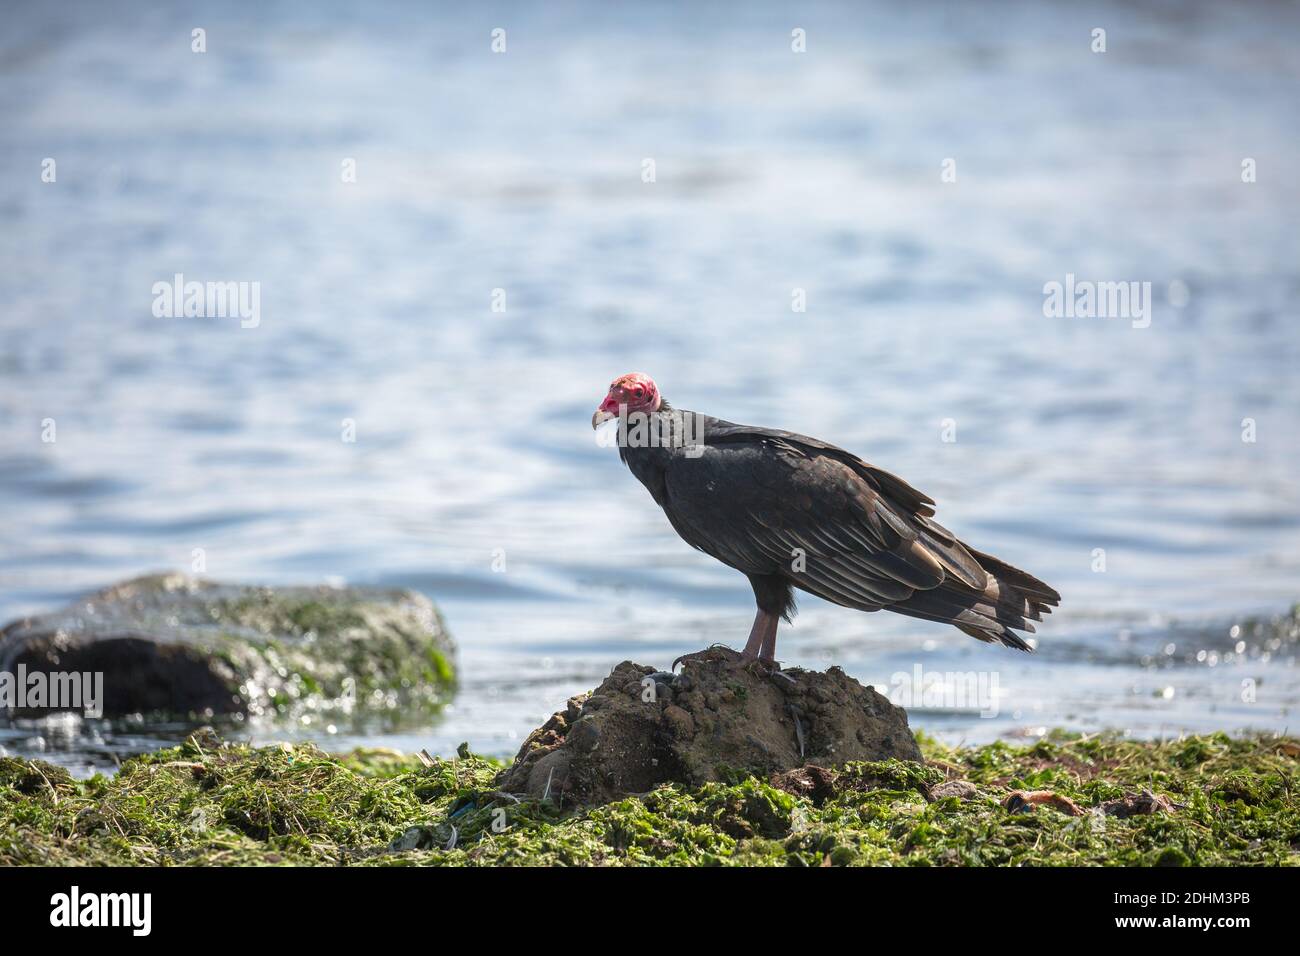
592,396 -> 621,429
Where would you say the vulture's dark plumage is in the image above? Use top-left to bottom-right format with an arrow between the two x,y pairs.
594,373 -> 1060,664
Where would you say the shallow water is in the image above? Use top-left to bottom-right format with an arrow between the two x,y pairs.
1,1 -> 1298,775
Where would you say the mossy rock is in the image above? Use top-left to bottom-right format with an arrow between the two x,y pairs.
0,573 -> 455,721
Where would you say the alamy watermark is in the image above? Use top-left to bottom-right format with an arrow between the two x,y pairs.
594,406 -> 706,458
1,665 -> 104,718
887,664 -> 1001,718
1043,273 -> 1151,329
50,886 -> 151,936
152,273 -> 260,328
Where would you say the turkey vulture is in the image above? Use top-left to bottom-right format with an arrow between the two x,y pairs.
593,372 -> 1060,665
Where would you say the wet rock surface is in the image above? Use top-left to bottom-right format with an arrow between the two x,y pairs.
0,573 -> 456,720
498,648 -> 922,805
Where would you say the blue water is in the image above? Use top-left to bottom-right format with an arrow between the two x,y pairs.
1,1 -> 1298,775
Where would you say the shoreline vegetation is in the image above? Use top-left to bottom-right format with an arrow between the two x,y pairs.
3,581 -> 1296,866
3,730 -> 1295,866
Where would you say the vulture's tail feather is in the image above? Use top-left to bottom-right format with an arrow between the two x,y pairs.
891,546 -> 1061,652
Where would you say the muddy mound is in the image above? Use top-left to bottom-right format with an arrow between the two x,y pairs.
498,648 -> 921,805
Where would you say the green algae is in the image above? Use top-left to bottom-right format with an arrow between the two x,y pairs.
1,731 -> 1295,867
179,586 -> 459,721
0,574 -> 457,723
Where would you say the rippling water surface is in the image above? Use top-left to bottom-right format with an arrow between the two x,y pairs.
2,1 -> 1298,774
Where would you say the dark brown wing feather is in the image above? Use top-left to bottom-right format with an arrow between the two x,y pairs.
662,418 -> 1061,651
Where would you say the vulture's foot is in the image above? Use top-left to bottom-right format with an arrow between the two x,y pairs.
671,644 -> 743,671
672,644 -> 796,688
741,656 -> 798,687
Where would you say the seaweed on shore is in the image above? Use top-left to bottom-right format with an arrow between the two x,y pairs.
1,730 -> 1296,866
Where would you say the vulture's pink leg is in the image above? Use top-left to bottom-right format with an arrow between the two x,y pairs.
759,616 -> 779,663
741,609 -> 779,661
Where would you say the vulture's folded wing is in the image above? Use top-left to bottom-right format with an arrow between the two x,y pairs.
672,421 -> 1059,649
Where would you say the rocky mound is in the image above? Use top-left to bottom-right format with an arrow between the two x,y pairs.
0,573 -> 456,721
497,648 -> 921,805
